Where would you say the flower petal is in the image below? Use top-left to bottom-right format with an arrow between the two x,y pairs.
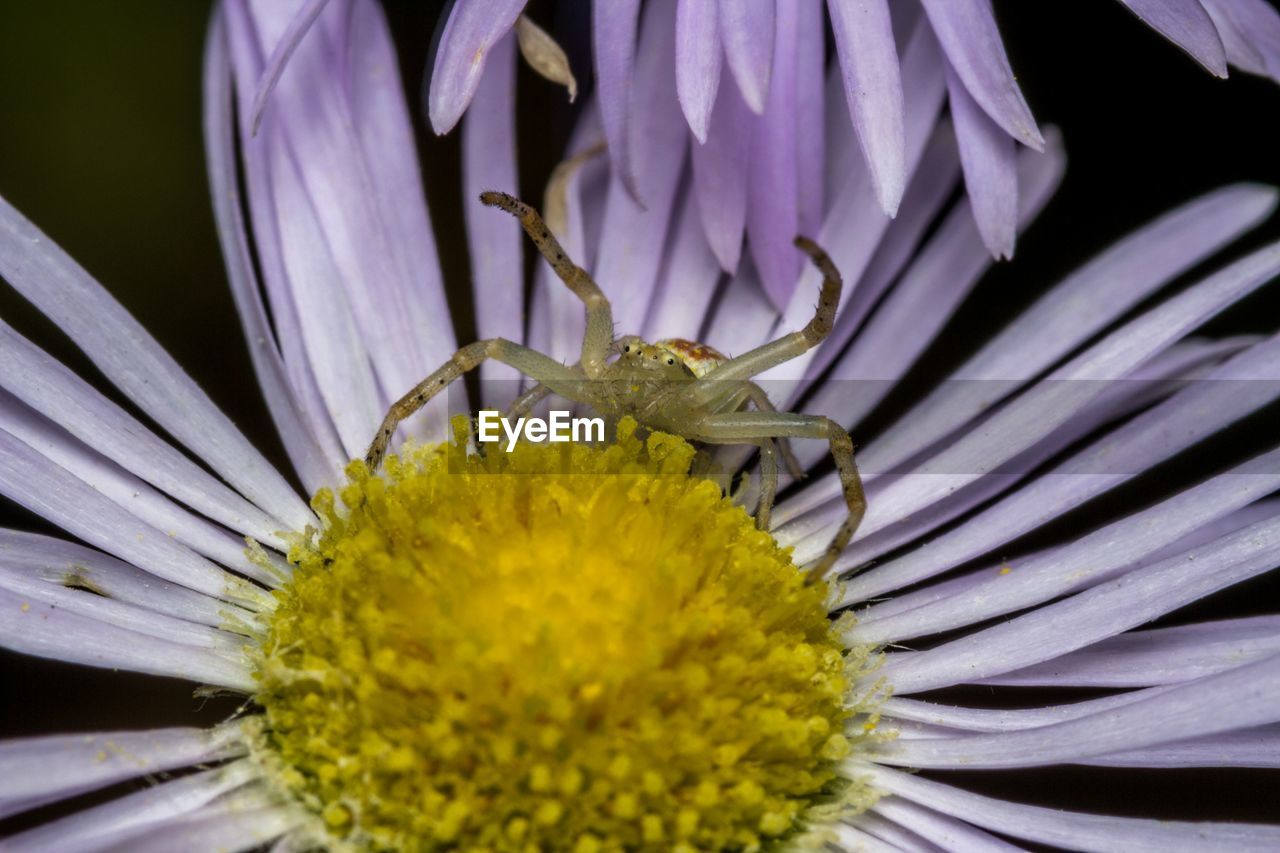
1202,0 -> 1280,81
827,0 -> 905,216
718,0 -> 774,114
462,33 -> 523,405
842,334 -> 1280,602
0,726 -> 243,819
1116,0 -> 1228,77
0,194 -> 312,533
641,186 -> 723,342
746,1 -> 802,309
796,1 -> 825,237
945,56 -> 1018,258
882,685 -> 1180,733
2,761 -> 259,853
427,0 -> 528,134
675,0 -> 722,143
870,797 -> 1025,851
105,805 -> 304,853
595,0 -> 688,328
204,12 -> 342,492
0,429 -> 269,610
861,763 -> 1280,849
0,319 -> 291,549
592,0 -> 643,202
877,510 -> 1280,694
247,0 -> 332,134
848,809 -> 941,851
1086,725 -> 1280,768
691,73 -> 752,273
980,616 -> 1280,687
0,529 -> 239,629
918,0 -> 1043,148
860,184 -> 1279,478
875,653 -> 1280,769
0,586 -> 255,692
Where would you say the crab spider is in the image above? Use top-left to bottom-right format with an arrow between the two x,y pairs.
365,191 -> 866,583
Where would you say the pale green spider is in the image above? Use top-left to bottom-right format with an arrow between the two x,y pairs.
365,191 -> 866,582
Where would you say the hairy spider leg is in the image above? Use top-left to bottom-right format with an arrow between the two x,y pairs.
756,438 -> 780,532
363,338 -> 583,470
679,236 -> 841,410
479,191 -> 614,378
743,383 -> 806,481
690,411 -> 865,585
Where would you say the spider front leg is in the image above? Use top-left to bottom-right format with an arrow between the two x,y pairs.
756,439 -> 780,531
480,191 -> 614,377
364,338 -> 583,470
691,411 -> 865,585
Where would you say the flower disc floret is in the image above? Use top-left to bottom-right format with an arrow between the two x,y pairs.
252,418 -> 878,850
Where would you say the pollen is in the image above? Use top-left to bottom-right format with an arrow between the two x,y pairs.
250,418 -> 878,850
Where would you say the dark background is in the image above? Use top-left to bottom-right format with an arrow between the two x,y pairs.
1,0 -> 1278,838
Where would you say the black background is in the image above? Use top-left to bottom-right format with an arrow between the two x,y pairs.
0,0 -> 1278,840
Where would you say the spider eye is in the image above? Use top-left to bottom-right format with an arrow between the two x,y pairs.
622,344 -> 632,353
666,357 -> 676,365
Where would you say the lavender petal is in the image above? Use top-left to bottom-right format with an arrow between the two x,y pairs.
827,0 -> 906,216
918,0 -> 1043,148
718,0 -> 775,114
248,0 -> 331,134
1116,0 -> 1228,77
945,57 -> 1018,258
426,0 -> 528,134
691,74 -> 752,272
592,0 -> 643,202
1202,0 -> 1280,81
870,798 -> 1025,851
675,0 -> 722,143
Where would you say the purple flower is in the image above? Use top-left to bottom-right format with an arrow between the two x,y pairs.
1,0 -> 1280,849
415,0 -> 1280,289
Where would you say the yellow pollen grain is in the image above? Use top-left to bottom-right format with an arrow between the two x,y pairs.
251,417 -> 876,850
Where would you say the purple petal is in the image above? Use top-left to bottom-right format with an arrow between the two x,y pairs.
0,190 -> 312,532
675,0 -> 722,143
849,440 -> 1280,644
946,57 -> 1018,258
0,727 -> 242,821
703,260 -> 780,356
865,764 -> 1280,850
870,798 -> 1025,852
980,615 -> 1280,688
1202,0 -> 1280,81
462,33 -> 523,403
106,806 -> 303,853
426,0 -> 528,134
0,529 -> 238,629
1086,726 -> 1280,768
861,184 -> 1279,477
845,239 -> 1280,548
827,0 -> 906,216
840,334 -> 1280,600
795,1 -> 825,236
746,1 -> 801,309
4,763 -> 257,853
882,686 -> 1179,733
0,392 -> 280,587
592,0 -> 643,202
849,810 -> 941,851
594,0 -> 688,328
641,185 -> 723,341
0,429 -> 266,609
0,318 -> 289,549
878,511 -> 1280,695
876,652 -> 1280,769
0,586 -> 253,690
718,0 -> 775,113
691,74 -> 752,272
248,0 -> 331,135
918,0 -> 1043,148
203,13 -> 342,492
1116,0 -> 1228,77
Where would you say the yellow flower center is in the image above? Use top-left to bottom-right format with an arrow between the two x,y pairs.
251,418 -> 877,851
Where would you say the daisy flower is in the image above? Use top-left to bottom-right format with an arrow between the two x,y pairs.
1,0 -> 1279,851
420,0 -> 1280,277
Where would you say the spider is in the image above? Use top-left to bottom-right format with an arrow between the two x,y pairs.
364,191 -> 866,583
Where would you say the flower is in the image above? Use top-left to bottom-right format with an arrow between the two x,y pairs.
414,0 -> 1280,277
1,0 -> 1280,850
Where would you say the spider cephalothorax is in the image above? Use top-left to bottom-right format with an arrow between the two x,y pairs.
365,191 -> 865,582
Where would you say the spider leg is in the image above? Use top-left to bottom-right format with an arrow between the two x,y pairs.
680,236 -> 841,408
743,383 -> 806,480
480,191 -> 613,378
756,439 -> 779,532
504,382 -> 554,420
365,338 -> 584,470
689,411 -> 864,585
